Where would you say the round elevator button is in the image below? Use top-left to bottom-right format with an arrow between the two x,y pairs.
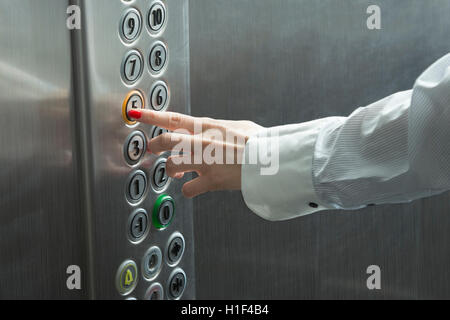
167,232 -> 185,266
142,246 -> 162,280
151,126 -> 168,139
116,260 -> 138,296
149,42 -> 167,74
167,268 -> 187,300
124,131 -> 147,166
148,2 -> 167,33
122,90 -> 145,125
121,50 -> 144,84
120,8 -> 142,42
145,283 -> 164,300
128,209 -> 149,243
152,194 -> 175,229
151,158 -> 170,193
149,81 -> 169,111
126,170 -> 148,204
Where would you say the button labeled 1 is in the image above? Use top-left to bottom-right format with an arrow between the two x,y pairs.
149,41 -> 167,74
122,90 -> 145,125
120,8 -> 142,42
148,1 -> 167,33
124,131 -> 147,165
121,50 -> 144,84
126,170 -> 147,204
149,81 -> 169,111
152,194 -> 175,229
116,260 -> 138,296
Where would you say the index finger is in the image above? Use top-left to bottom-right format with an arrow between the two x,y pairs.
131,109 -> 196,133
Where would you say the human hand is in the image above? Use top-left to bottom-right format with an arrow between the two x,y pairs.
128,109 -> 264,198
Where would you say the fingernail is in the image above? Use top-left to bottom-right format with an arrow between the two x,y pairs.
128,109 -> 142,119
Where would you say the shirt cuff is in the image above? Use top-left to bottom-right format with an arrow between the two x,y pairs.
241,118 -> 337,221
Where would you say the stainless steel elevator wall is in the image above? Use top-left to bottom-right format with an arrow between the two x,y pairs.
0,0 -> 87,299
189,0 -> 450,299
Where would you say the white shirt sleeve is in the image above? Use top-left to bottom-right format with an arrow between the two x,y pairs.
241,53 -> 450,221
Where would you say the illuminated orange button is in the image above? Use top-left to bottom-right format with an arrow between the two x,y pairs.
122,90 -> 145,125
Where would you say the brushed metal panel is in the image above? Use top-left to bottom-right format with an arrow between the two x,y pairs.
190,0 -> 450,299
75,0 -> 194,299
0,0 -> 87,299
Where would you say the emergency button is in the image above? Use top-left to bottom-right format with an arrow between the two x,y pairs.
116,260 -> 138,296
122,90 -> 145,125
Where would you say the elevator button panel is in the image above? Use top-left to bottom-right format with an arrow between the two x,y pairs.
116,260 -> 138,296
167,268 -> 187,300
122,90 -> 145,125
153,194 -> 175,229
124,131 -> 147,166
149,41 -> 168,74
120,8 -> 142,43
121,50 -> 144,84
148,1 -> 167,33
112,0 -> 192,300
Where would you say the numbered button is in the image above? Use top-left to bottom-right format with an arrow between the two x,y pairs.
151,158 -> 170,192
124,131 -> 147,165
142,246 -> 162,280
167,268 -> 187,300
126,170 -> 147,204
149,81 -> 169,111
145,283 -> 164,300
148,1 -> 167,33
151,126 -> 169,139
121,50 -> 144,84
128,209 -> 149,243
116,260 -> 138,296
152,194 -> 175,229
149,42 -> 167,74
122,90 -> 145,125
120,8 -> 142,42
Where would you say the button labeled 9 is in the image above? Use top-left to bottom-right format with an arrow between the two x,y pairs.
119,8 -> 142,43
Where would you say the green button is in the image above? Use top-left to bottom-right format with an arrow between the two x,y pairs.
152,194 -> 175,229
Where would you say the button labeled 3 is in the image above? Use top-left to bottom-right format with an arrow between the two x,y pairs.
149,41 -> 167,74
148,1 -> 167,33
149,81 -> 169,111
120,8 -> 142,42
152,194 -> 175,229
116,260 -> 138,296
122,90 -> 145,125
124,131 -> 147,165
121,50 -> 144,84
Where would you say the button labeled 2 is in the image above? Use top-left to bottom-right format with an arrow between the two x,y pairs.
151,158 -> 171,193
122,90 -> 145,125
116,260 -> 138,296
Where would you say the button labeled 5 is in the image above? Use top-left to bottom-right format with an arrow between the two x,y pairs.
122,90 -> 145,125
